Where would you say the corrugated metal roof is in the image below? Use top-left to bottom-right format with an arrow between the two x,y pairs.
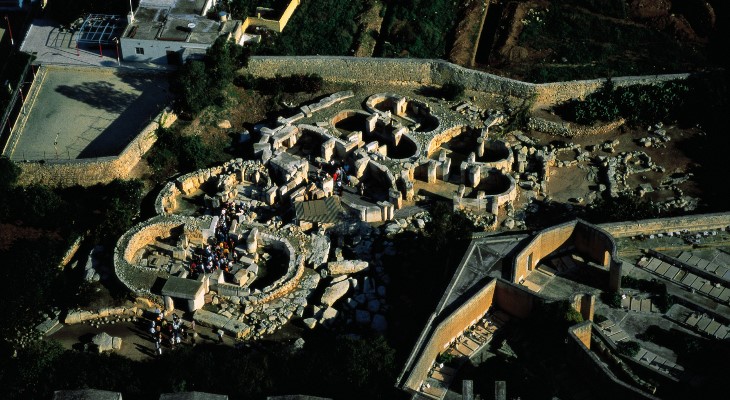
294,197 -> 344,224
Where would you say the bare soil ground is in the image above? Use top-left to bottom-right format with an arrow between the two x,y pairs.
49,315 -> 234,361
0,223 -> 63,251
528,124 -> 703,204
354,1 -> 386,57
449,0 -> 488,66
478,0 -> 718,81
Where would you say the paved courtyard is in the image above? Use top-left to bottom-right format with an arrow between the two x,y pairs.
5,66 -> 170,160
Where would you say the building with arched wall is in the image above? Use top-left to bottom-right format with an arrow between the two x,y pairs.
511,219 -> 622,292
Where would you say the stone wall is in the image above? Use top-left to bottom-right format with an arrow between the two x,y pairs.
244,232 -> 304,305
567,322 -> 661,400
493,280 -> 538,319
403,279 -> 497,393
65,306 -> 143,325
599,212 -> 730,238
155,159 -> 261,215
247,57 -> 689,107
114,215 -> 207,300
16,110 -> 176,187
534,73 -> 690,106
527,117 -> 626,138
58,236 -> 82,269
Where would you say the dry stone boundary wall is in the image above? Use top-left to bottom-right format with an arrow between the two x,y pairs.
247,56 -> 690,107
599,212 -> 730,238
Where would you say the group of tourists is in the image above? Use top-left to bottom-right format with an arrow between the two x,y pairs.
316,160 -> 365,197
189,201 -> 247,277
148,310 -> 196,356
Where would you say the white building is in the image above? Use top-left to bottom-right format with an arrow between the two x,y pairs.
120,0 -> 242,65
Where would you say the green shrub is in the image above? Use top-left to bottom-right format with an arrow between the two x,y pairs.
439,82 -> 465,101
172,37 -> 250,115
601,292 -> 622,308
593,313 -> 608,324
148,127 -> 215,181
555,78 -> 690,126
380,0 -> 461,59
617,340 -> 641,357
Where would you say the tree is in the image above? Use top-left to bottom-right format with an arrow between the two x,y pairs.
94,179 -> 144,244
0,156 -> 19,192
425,201 -> 475,252
174,60 -> 211,114
172,37 -> 250,115
582,192 -> 659,224
440,82 -> 465,101
617,341 -> 640,357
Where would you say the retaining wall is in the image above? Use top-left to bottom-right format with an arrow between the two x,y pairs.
403,279 -> 497,393
247,56 -> 690,107
512,220 -> 618,285
16,110 -> 176,187
599,212 -> 730,238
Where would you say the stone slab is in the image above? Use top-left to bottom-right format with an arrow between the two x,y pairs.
704,320 -> 721,336
690,278 -> 706,291
655,262 -> 670,276
645,258 -> 662,271
696,316 -> 712,331
699,282 -> 714,294
663,266 -> 680,280
709,286 -> 724,298
677,252 -> 692,262
193,309 -> 231,329
681,273 -> 698,286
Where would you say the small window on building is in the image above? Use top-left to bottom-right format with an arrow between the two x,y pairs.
135,47 -> 145,55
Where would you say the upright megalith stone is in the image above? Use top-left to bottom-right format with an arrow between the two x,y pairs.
247,228 -> 259,254
91,332 -> 122,353
308,233 -> 331,269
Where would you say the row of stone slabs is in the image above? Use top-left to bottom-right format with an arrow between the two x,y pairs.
684,312 -> 729,339
598,319 -> 685,378
638,257 -> 730,303
620,295 -> 659,313
675,251 -> 730,281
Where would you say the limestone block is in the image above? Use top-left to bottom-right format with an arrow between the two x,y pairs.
303,317 -> 317,329
365,114 -> 378,134
325,260 -> 369,276
92,332 -> 115,353
320,280 -> 350,306
427,161 -> 438,183
371,314 -> 387,332
308,234 -> 330,269
319,307 -> 339,326
389,189 -> 403,209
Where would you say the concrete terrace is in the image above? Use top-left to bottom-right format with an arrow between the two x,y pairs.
4,65 -> 169,160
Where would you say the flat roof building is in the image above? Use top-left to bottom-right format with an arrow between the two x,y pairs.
120,0 -> 243,64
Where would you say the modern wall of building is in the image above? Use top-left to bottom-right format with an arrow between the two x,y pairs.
120,37 -> 208,64
511,220 -> 618,286
403,279 -> 497,393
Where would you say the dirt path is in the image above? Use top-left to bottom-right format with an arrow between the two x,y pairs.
449,0 -> 488,66
354,1 -> 386,57
48,317 -> 235,361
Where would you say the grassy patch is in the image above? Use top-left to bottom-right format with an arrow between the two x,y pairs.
517,1 -> 710,82
254,0 -> 362,56
378,0 -> 461,59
